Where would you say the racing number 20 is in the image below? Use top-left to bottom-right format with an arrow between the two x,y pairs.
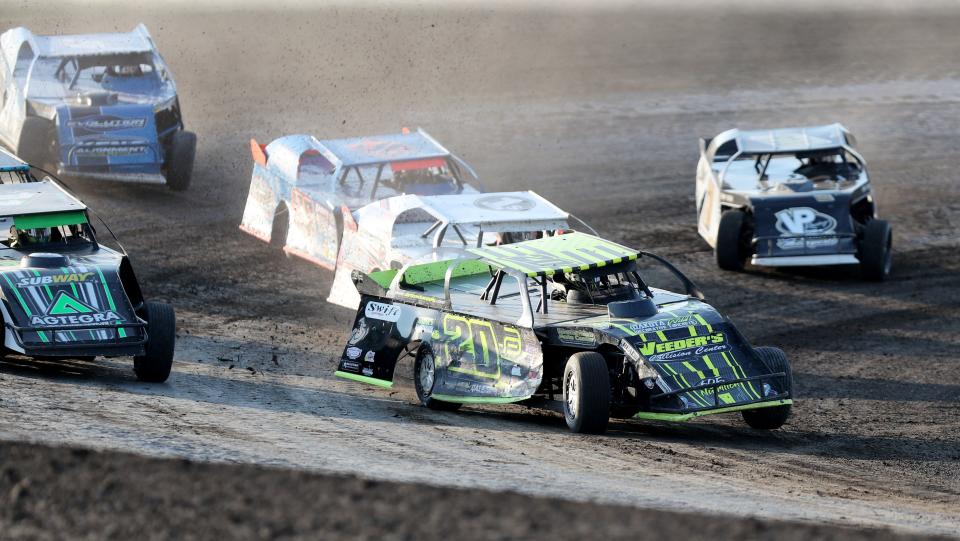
441,314 -> 522,379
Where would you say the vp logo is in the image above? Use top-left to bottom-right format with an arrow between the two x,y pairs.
775,207 -> 837,236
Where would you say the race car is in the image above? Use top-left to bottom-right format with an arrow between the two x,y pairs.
0,148 -> 176,382
240,128 -> 479,270
696,124 -> 892,280
326,190 -> 576,309
335,232 -> 793,434
0,24 -> 195,190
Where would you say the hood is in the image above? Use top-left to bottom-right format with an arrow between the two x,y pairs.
554,299 -> 784,410
54,103 -> 163,172
750,193 -> 856,257
0,254 -> 142,348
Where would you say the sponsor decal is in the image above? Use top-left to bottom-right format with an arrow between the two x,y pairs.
341,360 -> 360,371
362,367 -> 374,376
556,328 -> 595,346
774,207 -> 839,249
29,291 -> 121,327
629,315 -> 697,333
472,194 -> 535,212
364,350 -> 376,363
345,346 -> 362,359
17,272 -> 94,288
68,116 -> 147,131
348,317 -> 370,345
73,139 -> 149,157
640,332 -> 729,361
365,301 -> 401,322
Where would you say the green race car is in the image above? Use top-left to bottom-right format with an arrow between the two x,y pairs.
336,232 -> 793,434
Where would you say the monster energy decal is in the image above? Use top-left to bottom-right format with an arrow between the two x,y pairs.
0,264 -> 137,345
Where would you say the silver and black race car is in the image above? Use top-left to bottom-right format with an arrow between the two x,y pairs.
0,148 -> 176,381
696,124 -> 892,280
335,232 -> 793,434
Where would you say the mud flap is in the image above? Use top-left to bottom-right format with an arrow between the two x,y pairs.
337,297 -> 544,402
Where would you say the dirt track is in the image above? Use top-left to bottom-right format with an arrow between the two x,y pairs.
1,2 -> 959,538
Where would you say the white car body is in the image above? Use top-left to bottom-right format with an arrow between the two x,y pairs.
327,191 -> 571,308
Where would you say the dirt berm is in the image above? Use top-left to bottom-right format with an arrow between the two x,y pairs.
0,440 -> 944,541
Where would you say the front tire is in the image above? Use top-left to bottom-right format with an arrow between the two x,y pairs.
133,302 -> 176,383
859,219 -> 892,281
414,347 -> 460,411
562,352 -> 610,434
716,210 -> 748,271
165,130 -> 196,191
741,346 -> 792,430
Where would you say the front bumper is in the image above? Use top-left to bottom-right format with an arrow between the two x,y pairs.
6,319 -> 148,358
751,254 -> 859,267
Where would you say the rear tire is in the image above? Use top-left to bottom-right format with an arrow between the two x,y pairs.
133,302 -> 176,383
716,210 -> 748,271
17,117 -> 54,170
741,346 -> 792,430
859,219 -> 892,281
414,347 -> 461,411
562,352 -> 610,434
165,130 -> 196,191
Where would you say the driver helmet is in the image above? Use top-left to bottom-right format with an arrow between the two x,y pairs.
22,227 -> 52,244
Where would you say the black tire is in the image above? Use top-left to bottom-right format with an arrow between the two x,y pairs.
133,302 -> 176,383
742,346 -> 792,430
17,117 -> 54,169
859,219 -> 892,281
165,130 -> 196,191
562,352 -> 610,434
270,203 -> 289,249
414,347 -> 461,411
716,210 -> 748,271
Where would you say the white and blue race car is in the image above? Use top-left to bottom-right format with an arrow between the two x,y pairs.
0,24 -> 195,190
240,128 -> 480,270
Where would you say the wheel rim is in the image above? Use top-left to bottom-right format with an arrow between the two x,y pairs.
419,352 -> 435,394
564,370 -> 579,420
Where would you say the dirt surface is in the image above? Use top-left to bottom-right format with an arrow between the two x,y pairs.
1,2 -> 959,538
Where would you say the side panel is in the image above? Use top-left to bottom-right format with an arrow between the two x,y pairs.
337,296 -> 544,401
239,162 -> 280,242
695,156 -> 721,247
284,187 -> 339,269
56,105 -> 163,173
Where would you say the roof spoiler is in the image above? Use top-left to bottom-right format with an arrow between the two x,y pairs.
250,138 -> 268,166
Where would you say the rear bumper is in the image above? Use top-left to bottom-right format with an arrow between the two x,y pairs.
57,166 -> 167,185
751,254 -> 860,267
6,319 -> 148,358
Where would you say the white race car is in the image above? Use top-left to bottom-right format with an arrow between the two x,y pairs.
327,191 -> 577,308
696,124 -> 892,280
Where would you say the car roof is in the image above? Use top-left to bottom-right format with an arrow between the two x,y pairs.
18,24 -> 155,58
0,180 -> 86,216
715,123 -> 852,155
0,147 -> 28,173
467,232 -> 639,278
318,129 -> 451,167
374,191 -> 569,232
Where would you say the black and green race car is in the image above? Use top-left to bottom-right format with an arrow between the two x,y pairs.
335,231 -> 793,434
0,150 -> 175,381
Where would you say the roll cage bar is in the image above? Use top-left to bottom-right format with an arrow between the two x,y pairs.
717,146 -> 867,190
